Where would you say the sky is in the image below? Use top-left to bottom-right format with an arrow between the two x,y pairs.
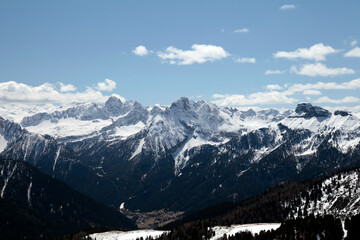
0,0 -> 360,109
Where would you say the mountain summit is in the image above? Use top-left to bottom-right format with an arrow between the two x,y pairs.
294,103 -> 331,118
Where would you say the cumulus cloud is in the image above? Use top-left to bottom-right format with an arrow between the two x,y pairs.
314,96 -> 360,104
212,78 -> 360,107
96,79 -> 116,91
234,57 -> 256,63
132,45 -> 150,56
234,28 -> 249,33
344,47 -> 360,57
266,84 -> 283,90
274,43 -> 338,61
58,82 -> 76,92
212,91 -> 297,106
265,70 -> 285,75
287,78 -> 360,93
157,44 -> 230,65
280,4 -> 295,10
351,40 -> 358,46
303,90 -> 322,96
0,81 -> 123,105
290,63 -> 355,77
322,105 -> 360,112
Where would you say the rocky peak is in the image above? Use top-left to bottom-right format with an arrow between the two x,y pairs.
240,109 -> 257,118
294,103 -> 331,118
127,100 -> 143,110
334,110 -> 351,117
170,97 -> 192,110
197,100 -> 220,113
0,117 -> 24,139
149,105 -> 165,116
105,96 -> 124,115
78,103 -> 109,120
21,112 -> 51,126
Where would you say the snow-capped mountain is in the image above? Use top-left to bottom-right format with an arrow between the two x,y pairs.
0,97 -> 360,212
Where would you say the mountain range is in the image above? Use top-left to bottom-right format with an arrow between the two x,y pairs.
1,97 -> 360,213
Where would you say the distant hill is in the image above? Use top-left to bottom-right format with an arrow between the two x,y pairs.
0,158 -> 135,240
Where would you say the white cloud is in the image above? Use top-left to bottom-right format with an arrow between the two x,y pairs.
288,78 -> 360,92
280,4 -> 295,10
303,90 -> 322,96
266,84 -> 283,90
274,43 -> 338,61
132,45 -> 150,56
235,57 -> 256,63
234,28 -> 249,33
322,105 -> 360,112
314,96 -> 360,104
96,79 -> 116,91
344,47 -> 360,57
290,63 -> 355,77
265,70 -> 285,75
157,44 -> 230,65
58,82 -> 76,92
0,81 -> 123,105
212,91 -> 297,106
212,93 -> 225,99
351,40 -> 358,46
212,77 -> 360,107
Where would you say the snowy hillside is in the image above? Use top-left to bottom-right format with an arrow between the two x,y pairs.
283,168 -> 360,220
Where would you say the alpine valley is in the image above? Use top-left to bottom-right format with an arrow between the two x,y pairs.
1,96 -> 360,218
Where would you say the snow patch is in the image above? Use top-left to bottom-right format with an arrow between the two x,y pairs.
237,168 -> 250,177
173,134 -> 227,174
27,181 -> 32,207
1,163 -> 18,198
281,117 -> 322,133
89,230 -> 168,240
53,146 -> 61,172
25,118 -> 112,138
111,122 -> 145,138
130,138 -> 145,160
0,135 -> 8,152
211,223 -> 281,240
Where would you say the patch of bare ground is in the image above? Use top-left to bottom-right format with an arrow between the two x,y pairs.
121,208 -> 183,229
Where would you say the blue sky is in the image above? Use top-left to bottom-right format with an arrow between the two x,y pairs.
0,0 -> 359,109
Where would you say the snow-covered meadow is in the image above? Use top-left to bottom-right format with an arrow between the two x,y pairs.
88,223 -> 281,240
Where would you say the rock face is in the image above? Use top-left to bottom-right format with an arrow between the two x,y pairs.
294,103 -> 331,118
105,96 -> 124,115
0,98 -> 360,213
334,110 -> 351,117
